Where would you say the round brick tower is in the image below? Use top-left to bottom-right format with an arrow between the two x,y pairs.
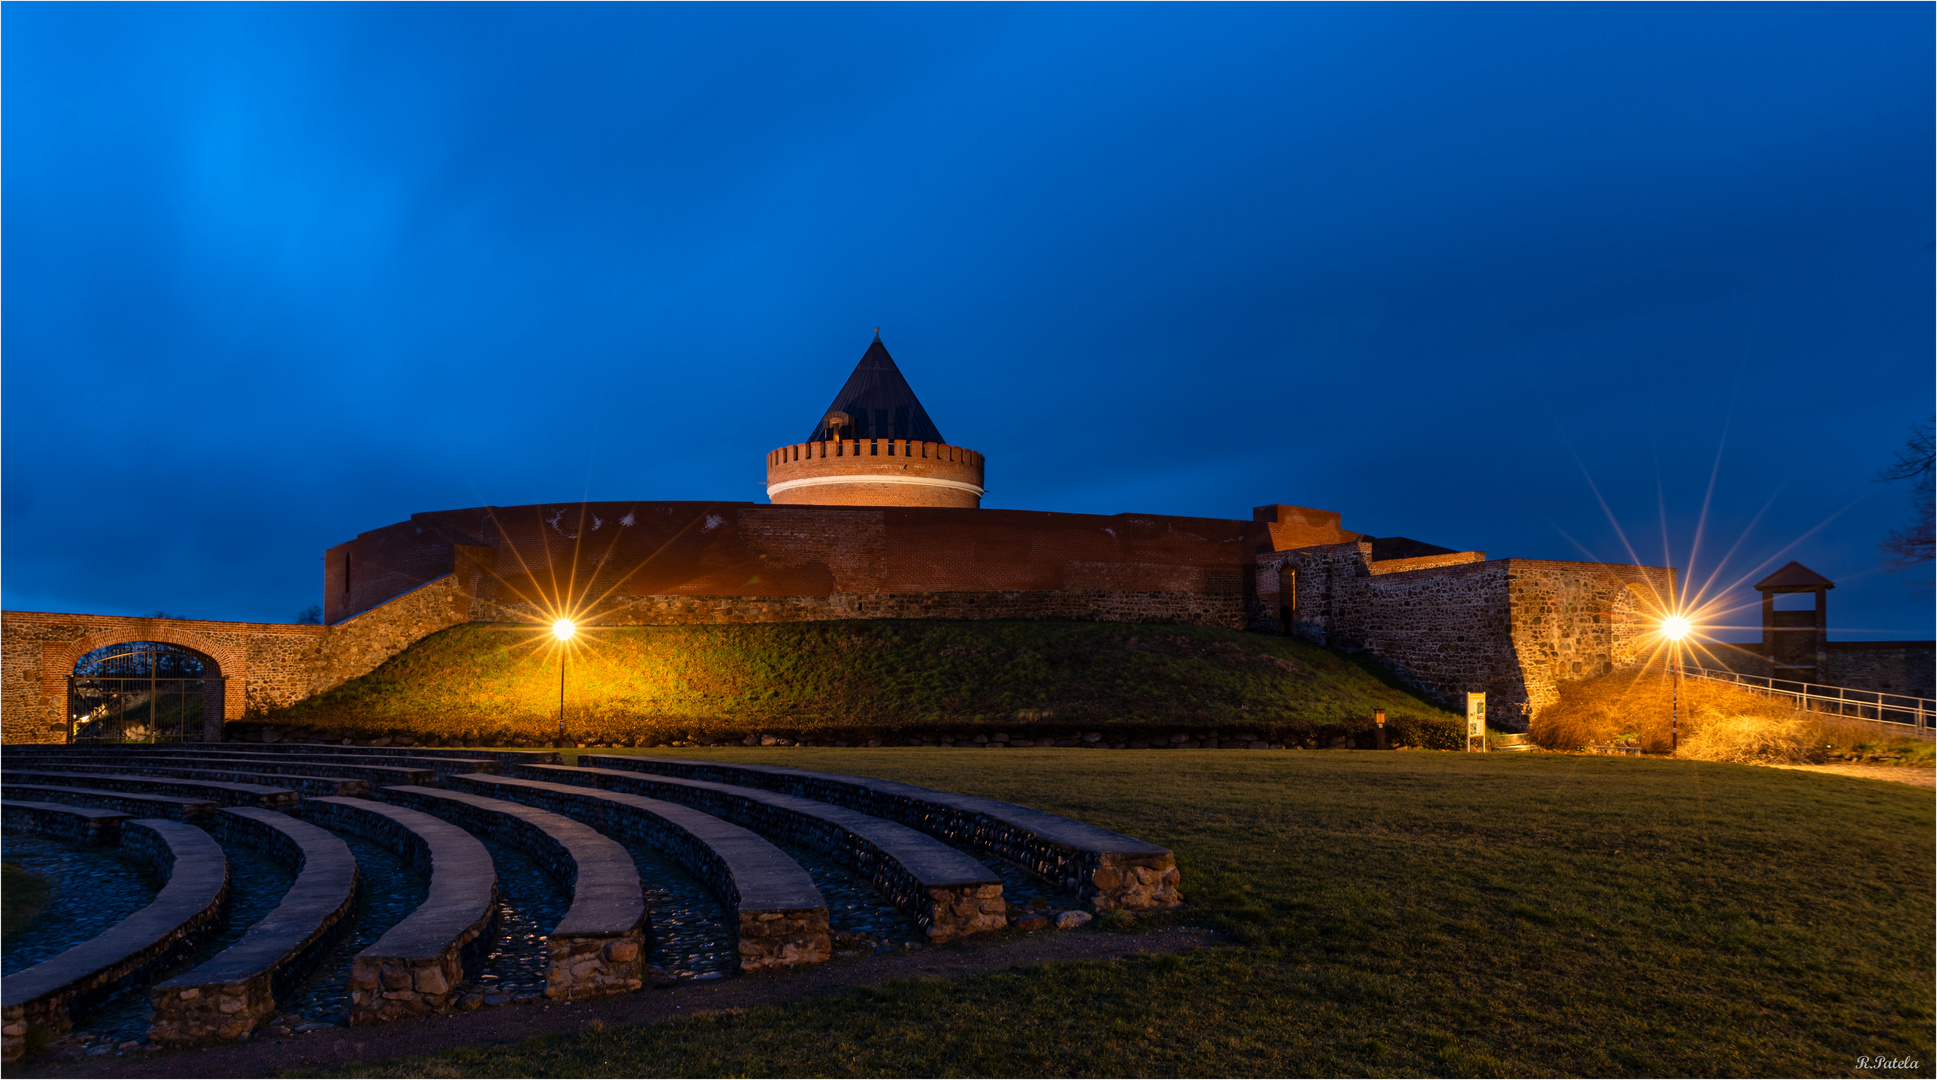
765,334 -> 985,508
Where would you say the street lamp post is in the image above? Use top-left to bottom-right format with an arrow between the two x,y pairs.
552,619 -> 576,748
1661,615 -> 1690,755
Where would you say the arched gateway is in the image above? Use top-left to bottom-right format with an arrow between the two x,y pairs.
66,640 -> 226,743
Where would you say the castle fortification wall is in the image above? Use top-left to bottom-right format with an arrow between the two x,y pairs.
1259,542 -> 1675,727
2,574 -> 479,745
324,501 -> 1269,628
7,497 -> 1678,741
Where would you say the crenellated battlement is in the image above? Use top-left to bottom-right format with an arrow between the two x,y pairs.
765,439 -> 986,508
765,440 -> 983,469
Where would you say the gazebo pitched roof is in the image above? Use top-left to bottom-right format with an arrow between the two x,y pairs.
807,334 -> 947,444
1754,561 -> 1835,592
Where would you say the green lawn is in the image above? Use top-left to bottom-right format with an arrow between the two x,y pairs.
264,620 -> 1461,747
326,749 -> 1936,1078
1,862 -> 54,939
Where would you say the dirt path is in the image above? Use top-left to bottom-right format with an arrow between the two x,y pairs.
14,926 -> 1216,1079
1761,762 -> 1935,788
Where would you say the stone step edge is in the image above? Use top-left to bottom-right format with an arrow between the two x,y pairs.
148,809 -> 360,1048
442,772 -> 831,972
0,820 -> 229,1065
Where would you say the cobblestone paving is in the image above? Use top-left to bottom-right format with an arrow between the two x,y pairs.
618,841 -> 735,980
768,840 -> 927,953
289,833 -> 429,1026
982,854 -> 1088,916
1,835 -> 158,976
465,839 -> 566,1003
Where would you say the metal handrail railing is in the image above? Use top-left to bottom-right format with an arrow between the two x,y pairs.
1683,666 -> 1934,735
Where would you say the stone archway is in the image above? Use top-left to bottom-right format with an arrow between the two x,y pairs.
42,625 -> 245,738
66,640 -> 227,743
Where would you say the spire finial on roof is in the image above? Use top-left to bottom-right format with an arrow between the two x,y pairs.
805,334 -> 946,444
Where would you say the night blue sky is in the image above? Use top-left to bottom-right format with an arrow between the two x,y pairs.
4,4 -> 1931,642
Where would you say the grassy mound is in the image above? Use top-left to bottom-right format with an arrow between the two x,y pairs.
1533,667 -> 1936,765
329,749 -> 1935,1078
262,620 -> 1460,746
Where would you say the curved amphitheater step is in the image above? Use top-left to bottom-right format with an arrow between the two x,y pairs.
290,797 -> 497,1024
442,772 -> 831,971
99,755 -> 436,788
508,764 -> 1005,942
582,756 -> 1182,912
5,744 -> 1160,1057
149,748 -> 506,778
149,809 -> 359,1048
2,800 -> 132,845
0,758 -> 363,798
1,769 -> 295,809
172,744 -> 562,767
0,819 -> 229,1064
0,781 -> 218,822
375,787 -> 648,1001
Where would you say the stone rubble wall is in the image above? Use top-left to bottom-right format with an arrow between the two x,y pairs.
288,798 -> 497,1024
2,576 -> 473,745
734,909 -> 832,970
441,774 -> 831,971
1819,642 -> 1937,699
1261,543 -> 1676,728
545,934 -> 646,1001
1,821 -> 228,1064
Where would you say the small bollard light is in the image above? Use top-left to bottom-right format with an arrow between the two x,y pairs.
1374,708 -> 1387,750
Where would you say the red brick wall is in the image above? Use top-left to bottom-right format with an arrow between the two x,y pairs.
766,440 -> 985,508
324,501 -> 1278,626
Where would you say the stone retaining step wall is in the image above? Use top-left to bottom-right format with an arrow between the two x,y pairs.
0,769 -> 293,809
0,820 -> 229,1064
149,810 -> 359,1047
0,758 -> 355,798
443,773 -> 831,971
1,800 -> 131,845
0,781 -> 217,822
510,764 -> 1004,942
289,798 -> 498,1024
156,748 -> 503,777
101,755 -> 434,787
588,756 -> 1182,912
200,744 -> 561,767
375,787 -> 647,1001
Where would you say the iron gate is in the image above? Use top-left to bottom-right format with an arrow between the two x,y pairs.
66,642 -> 225,744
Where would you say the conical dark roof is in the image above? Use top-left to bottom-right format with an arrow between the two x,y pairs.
807,335 -> 947,444
1755,561 -> 1835,591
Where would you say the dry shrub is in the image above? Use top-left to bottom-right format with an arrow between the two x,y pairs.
1533,668 -> 1805,758
1678,712 -> 1810,764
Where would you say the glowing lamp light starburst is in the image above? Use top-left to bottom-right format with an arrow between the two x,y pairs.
1659,615 -> 1691,642
551,619 -> 577,642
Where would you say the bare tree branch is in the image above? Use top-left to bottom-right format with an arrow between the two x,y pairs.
1878,417 -> 1934,577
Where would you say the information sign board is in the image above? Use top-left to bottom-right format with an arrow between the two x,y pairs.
1466,692 -> 1487,752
